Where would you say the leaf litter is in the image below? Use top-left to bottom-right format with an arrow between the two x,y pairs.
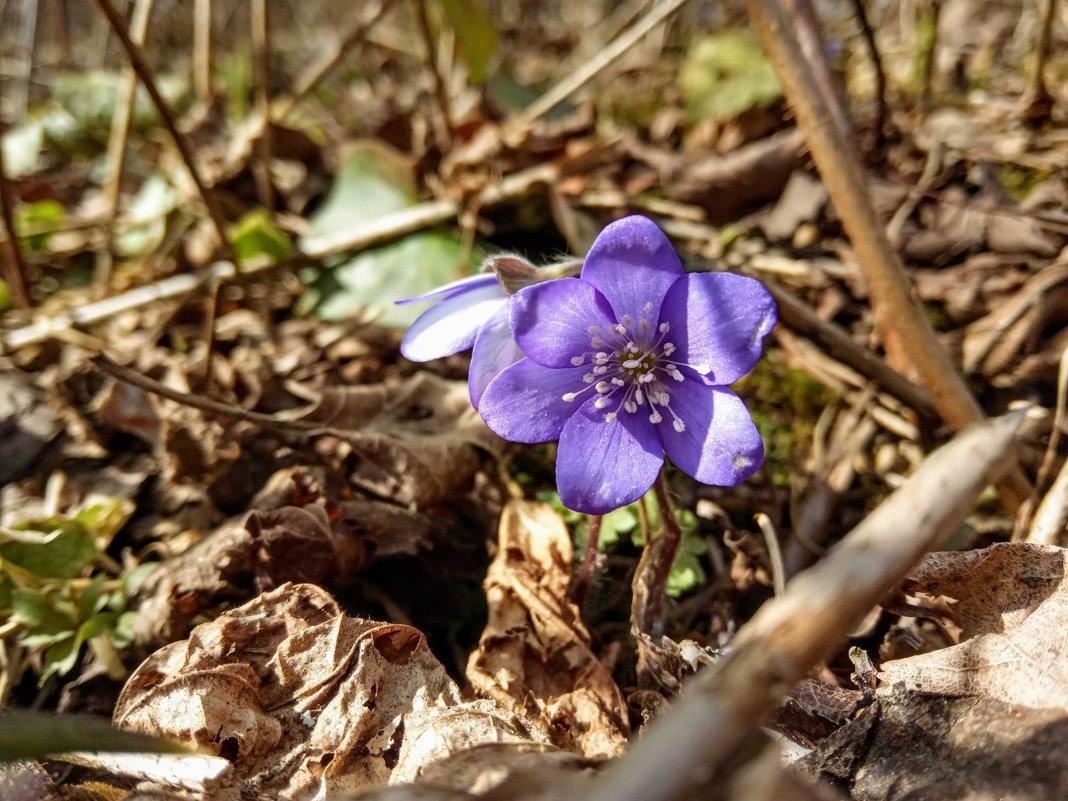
1,2 -> 1068,800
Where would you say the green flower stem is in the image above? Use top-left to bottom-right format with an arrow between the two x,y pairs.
572,514 -> 603,608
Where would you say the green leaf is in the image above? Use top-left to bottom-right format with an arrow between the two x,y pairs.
1,519 -> 97,579
0,279 -> 9,311
230,209 -> 294,265
11,587 -> 78,634
437,0 -> 499,83
15,199 -> 66,253
680,29 -> 781,123
75,498 -> 135,550
110,610 -> 138,648
116,174 -> 177,257
302,142 -> 480,326
78,574 -> 108,621
0,710 -> 190,761
121,562 -> 158,600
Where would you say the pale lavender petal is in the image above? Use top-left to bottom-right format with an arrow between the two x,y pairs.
400,283 -> 507,362
660,272 -> 776,385
510,278 -> 616,368
469,304 -> 524,409
581,215 -> 683,321
660,380 -> 763,486
395,273 -> 497,305
479,359 -> 586,443
556,398 -> 663,514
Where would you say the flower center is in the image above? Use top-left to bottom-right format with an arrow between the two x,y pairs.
560,300 -> 712,432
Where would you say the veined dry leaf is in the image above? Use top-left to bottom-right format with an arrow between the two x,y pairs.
116,584 -> 566,800
290,372 -> 499,506
466,501 -> 629,759
879,543 -> 1068,710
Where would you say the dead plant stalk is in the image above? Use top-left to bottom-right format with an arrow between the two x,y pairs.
744,0 -> 1030,511
588,410 -> 1029,801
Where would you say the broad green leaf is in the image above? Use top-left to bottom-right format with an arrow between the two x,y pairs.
15,200 -> 66,253
121,562 -> 158,600
0,710 -> 190,762
1,120 -> 43,178
111,610 -> 138,648
230,209 -> 294,265
116,174 -> 176,257
75,498 -> 135,550
53,71 -> 188,140
1,520 -> 97,579
77,575 -> 108,622
438,0 -> 499,83
11,587 -> 77,632
680,29 -> 781,123
303,142 -> 480,326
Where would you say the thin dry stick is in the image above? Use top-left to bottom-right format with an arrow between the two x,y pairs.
91,0 -> 232,257
511,0 -> 691,129
412,0 -> 453,149
848,0 -> 888,148
193,0 -> 213,102
273,1 -> 387,122
0,120 -> 31,309
588,410 -> 1029,801
12,0 -> 38,124
95,0 -> 154,296
754,513 -> 786,596
573,515 -> 603,608
250,0 -> 274,211
1023,0 -> 1058,118
788,0 -> 852,138
745,0 -> 1030,511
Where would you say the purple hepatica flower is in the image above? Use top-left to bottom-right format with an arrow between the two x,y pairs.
397,273 -> 523,409
479,215 -> 777,514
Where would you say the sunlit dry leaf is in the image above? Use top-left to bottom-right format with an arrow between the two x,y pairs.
880,543 -> 1068,710
466,501 -> 629,759
290,372 -> 500,506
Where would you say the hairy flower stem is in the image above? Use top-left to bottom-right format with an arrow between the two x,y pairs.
633,473 -> 682,634
572,515 -> 603,608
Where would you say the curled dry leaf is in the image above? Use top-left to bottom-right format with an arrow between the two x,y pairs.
466,501 -> 629,760
289,372 -> 500,506
880,542 -> 1068,710
116,583 -> 560,799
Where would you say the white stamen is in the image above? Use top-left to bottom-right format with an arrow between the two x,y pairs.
643,301 -> 653,314
562,392 -> 577,402
605,412 -> 618,423
612,377 -> 626,386
583,373 -> 596,384
593,366 -> 609,375
624,400 -> 638,414
670,367 -> 684,381
649,410 -> 663,424
622,359 -> 642,369
594,352 -> 609,364
635,388 -> 644,404
571,355 -> 585,366
673,419 -> 686,433
594,397 -> 609,409
639,372 -> 655,383
595,381 -> 611,393
659,322 -> 670,333
590,337 -> 604,348
622,314 -> 634,326
587,325 -> 602,335
639,319 -> 651,334
663,343 -> 676,356
613,324 -> 627,335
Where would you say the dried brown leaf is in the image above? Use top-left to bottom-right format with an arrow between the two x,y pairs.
466,501 -> 629,759
880,543 -> 1068,710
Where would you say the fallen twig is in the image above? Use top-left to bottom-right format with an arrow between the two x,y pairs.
587,409 -> 1031,801
0,118 -> 31,309
745,0 -> 1031,512
250,0 -> 274,211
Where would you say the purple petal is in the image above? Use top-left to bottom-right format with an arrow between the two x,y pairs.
469,304 -> 524,409
660,272 -> 776,385
510,278 -> 616,368
400,283 -> 507,362
395,273 -> 497,305
556,398 -> 664,514
581,215 -> 683,322
660,381 -> 764,486
479,359 -> 585,443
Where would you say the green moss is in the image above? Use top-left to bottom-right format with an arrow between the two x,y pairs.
735,357 -> 833,487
